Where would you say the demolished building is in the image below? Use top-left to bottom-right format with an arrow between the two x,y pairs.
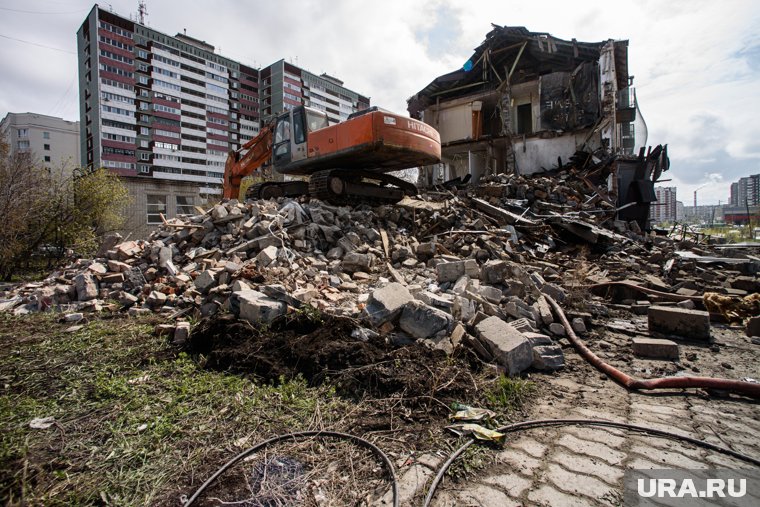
408,25 -> 668,229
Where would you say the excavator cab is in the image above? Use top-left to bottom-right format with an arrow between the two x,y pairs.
272,107 -> 329,169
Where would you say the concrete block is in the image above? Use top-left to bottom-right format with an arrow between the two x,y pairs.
257,245 -> 279,267
194,270 -> 217,293
342,252 -> 373,273
74,273 -> 99,301
235,290 -> 287,324
211,204 -> 228,220
364,282 -> 413,326
173,322 -> 190,345
648,305 -> 710,342
632,337 -> 679,360
146,290 -> 167,308
532,345 -> 565,371
399,300 -> 452,339
480,260 -> 509,284
535,296 -> 553,325
475,316 -> 532,376
436,261 -> 466,283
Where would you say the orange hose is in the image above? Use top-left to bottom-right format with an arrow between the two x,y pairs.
543,295 -> 760,399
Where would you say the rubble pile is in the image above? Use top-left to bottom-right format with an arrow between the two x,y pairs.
2,174 -> 759,376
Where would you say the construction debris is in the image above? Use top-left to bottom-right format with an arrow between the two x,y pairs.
2,170 -> 759,379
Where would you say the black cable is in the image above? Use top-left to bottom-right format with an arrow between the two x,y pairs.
183,430 -> 398,507
423,418 -> 760,506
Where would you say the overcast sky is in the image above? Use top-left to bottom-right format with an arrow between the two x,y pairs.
1,0 -> 758,205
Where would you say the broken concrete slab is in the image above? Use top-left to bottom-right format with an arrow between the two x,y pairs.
648,305 -> 711,342
532,345 -> 565,371
475,316 -> 532,376
235,290 -> 287,324
74,273 -> 99,301
632,337 -> 679,360
399,300 -> 452,339
364,282 -> 413,326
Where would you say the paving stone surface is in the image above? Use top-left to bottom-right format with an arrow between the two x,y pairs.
387,332 -> 760,506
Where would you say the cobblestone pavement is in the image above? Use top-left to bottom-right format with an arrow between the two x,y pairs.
384,326 -> 760,506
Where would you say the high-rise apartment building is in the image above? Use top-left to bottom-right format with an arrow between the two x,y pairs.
77,5 -> 260,195
77,5 -> 369,235
729,174 -> 760,207
0,112 -> 80,178
259,59 -> 370,125
649,186 -> 677,223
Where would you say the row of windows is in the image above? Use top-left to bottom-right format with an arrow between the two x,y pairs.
154,104 -> 180,115
205,72 -> 227,84
103,160 -> 135,170
284,82 -> 301,93
99,21 -> 132,39
103,118 -> 135,131
241,93 -> 258,103
147,194 -> 195,223
207,127 -> 227,136
206,104 -> 228,115
103,132 -> 135,143
206,82 -> 227,95
207,116 -> 228,126
102,91 -> 135,105
153,54 -> 180,67
103,146 -> 135,157
154,116 -> 180,128
100,63 -> 133,78
99,35 -> 133,52
101,78 -> 134,92
100,48 -> 133,65
154,92 -> 180,104
154,66 -> 180,80
154,128 -> 180,138
284,92 -> 301,102
207,61 -> 226,73
102,104 -> 135,117
154,153 -> 180,161
154,141 -> 179,150
205,93 -> 226,104
154,79 -> 181,92
207,138 -> 228,147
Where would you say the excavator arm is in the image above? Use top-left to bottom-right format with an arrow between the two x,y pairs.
222,123 -> 274,199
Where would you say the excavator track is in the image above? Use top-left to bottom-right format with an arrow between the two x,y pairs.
245,181 -> 309,201
308,169 -> 417,206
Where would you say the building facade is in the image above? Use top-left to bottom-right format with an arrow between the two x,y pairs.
76,5 -> 368,234
729,174 -> 760,207
649,186 -> 677,224
259,59 -> 370,125
0,112 -> 80,178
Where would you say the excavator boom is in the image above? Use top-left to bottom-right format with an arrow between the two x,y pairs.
222,124 -> 273,199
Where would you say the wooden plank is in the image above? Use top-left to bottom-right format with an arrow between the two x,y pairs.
380,229 -> 390,258
472,198 -> 536,226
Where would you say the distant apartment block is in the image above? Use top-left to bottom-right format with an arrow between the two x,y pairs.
649,186 -> 677,223
259,60 -> 370,125
76,5 -> 369,235
729,174 -> 760,207
0,112 -> 80,178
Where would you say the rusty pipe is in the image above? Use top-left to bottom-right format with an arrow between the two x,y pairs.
543,295 -> 760,399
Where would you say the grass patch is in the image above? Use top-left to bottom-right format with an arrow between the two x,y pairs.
484,375 -> 536,413
0,312 -> 352,506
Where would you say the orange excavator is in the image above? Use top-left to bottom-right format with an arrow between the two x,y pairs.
223,105 -> 441,205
